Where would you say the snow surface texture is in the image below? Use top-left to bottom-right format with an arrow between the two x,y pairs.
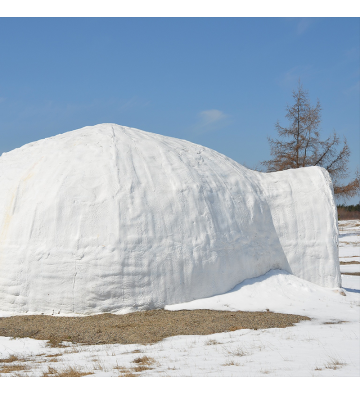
0,221 -> 360,378
0,123 -> 340,315
0,221 -> 358,377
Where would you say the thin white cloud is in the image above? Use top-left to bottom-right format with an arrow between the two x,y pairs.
119,97 -> 150,112
199,109 -> 227,126
277,65 -> 314,88
190,109 -> 229,135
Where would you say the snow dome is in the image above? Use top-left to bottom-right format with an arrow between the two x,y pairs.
0,124 -> 341,315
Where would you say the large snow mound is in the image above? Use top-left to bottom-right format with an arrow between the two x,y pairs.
0,123 -> 341,315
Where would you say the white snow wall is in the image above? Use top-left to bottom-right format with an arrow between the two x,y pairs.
0,124 -> 341,315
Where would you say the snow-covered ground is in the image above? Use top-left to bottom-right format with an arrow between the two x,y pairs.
0,220 -> 359,377
339,220 -> 360,263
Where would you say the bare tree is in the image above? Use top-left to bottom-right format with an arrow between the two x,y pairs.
261,81 -> 359,201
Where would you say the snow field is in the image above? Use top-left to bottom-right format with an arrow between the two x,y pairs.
0,321 -> 358,377
339,220 -> 360,262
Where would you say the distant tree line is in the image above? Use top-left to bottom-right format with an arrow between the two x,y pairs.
337,204 -> 360,220
337,204 -> 360,212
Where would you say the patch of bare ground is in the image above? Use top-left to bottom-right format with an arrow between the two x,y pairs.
0,310 -> 310,346
341,272 -> 360,276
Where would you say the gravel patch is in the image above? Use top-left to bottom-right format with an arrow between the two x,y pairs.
0,309 -> 310,345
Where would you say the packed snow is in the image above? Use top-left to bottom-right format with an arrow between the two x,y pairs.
0,124 -> 340,315
0,221 -> 358,377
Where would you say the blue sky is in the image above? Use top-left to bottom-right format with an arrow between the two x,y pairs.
0,17 -> 359,202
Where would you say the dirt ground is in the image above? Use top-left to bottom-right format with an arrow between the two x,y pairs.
0,309 -> 310,346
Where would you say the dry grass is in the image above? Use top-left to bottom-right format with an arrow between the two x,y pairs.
0,354 -> 20,363
114,355 -> 158,376
132,355 -> 156,365
223,345 -> 249,357
133,365 -> 152,372
46,335 -> 68,348
324,357 -> 346,370
45,353 -> 63,358
315,356 -> 347,372
228,326 -> 245,332
222,360 -> 240,366
115,365 -> 140,377
114,363 -> 126,370
131,355 -> 157,373
64,346 -> 82,354
260,368 -> 272,374
340,261 -> 359,265
205,339 -> 220,346
0,364 -> 28,374
92,358 -> 107,371
42,365 -> 92,377
0,354 -> 30,374
10,371 -> 30,377
42,366 -> 58,377
119,371 -> 139,377
323,320 -> 347,325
